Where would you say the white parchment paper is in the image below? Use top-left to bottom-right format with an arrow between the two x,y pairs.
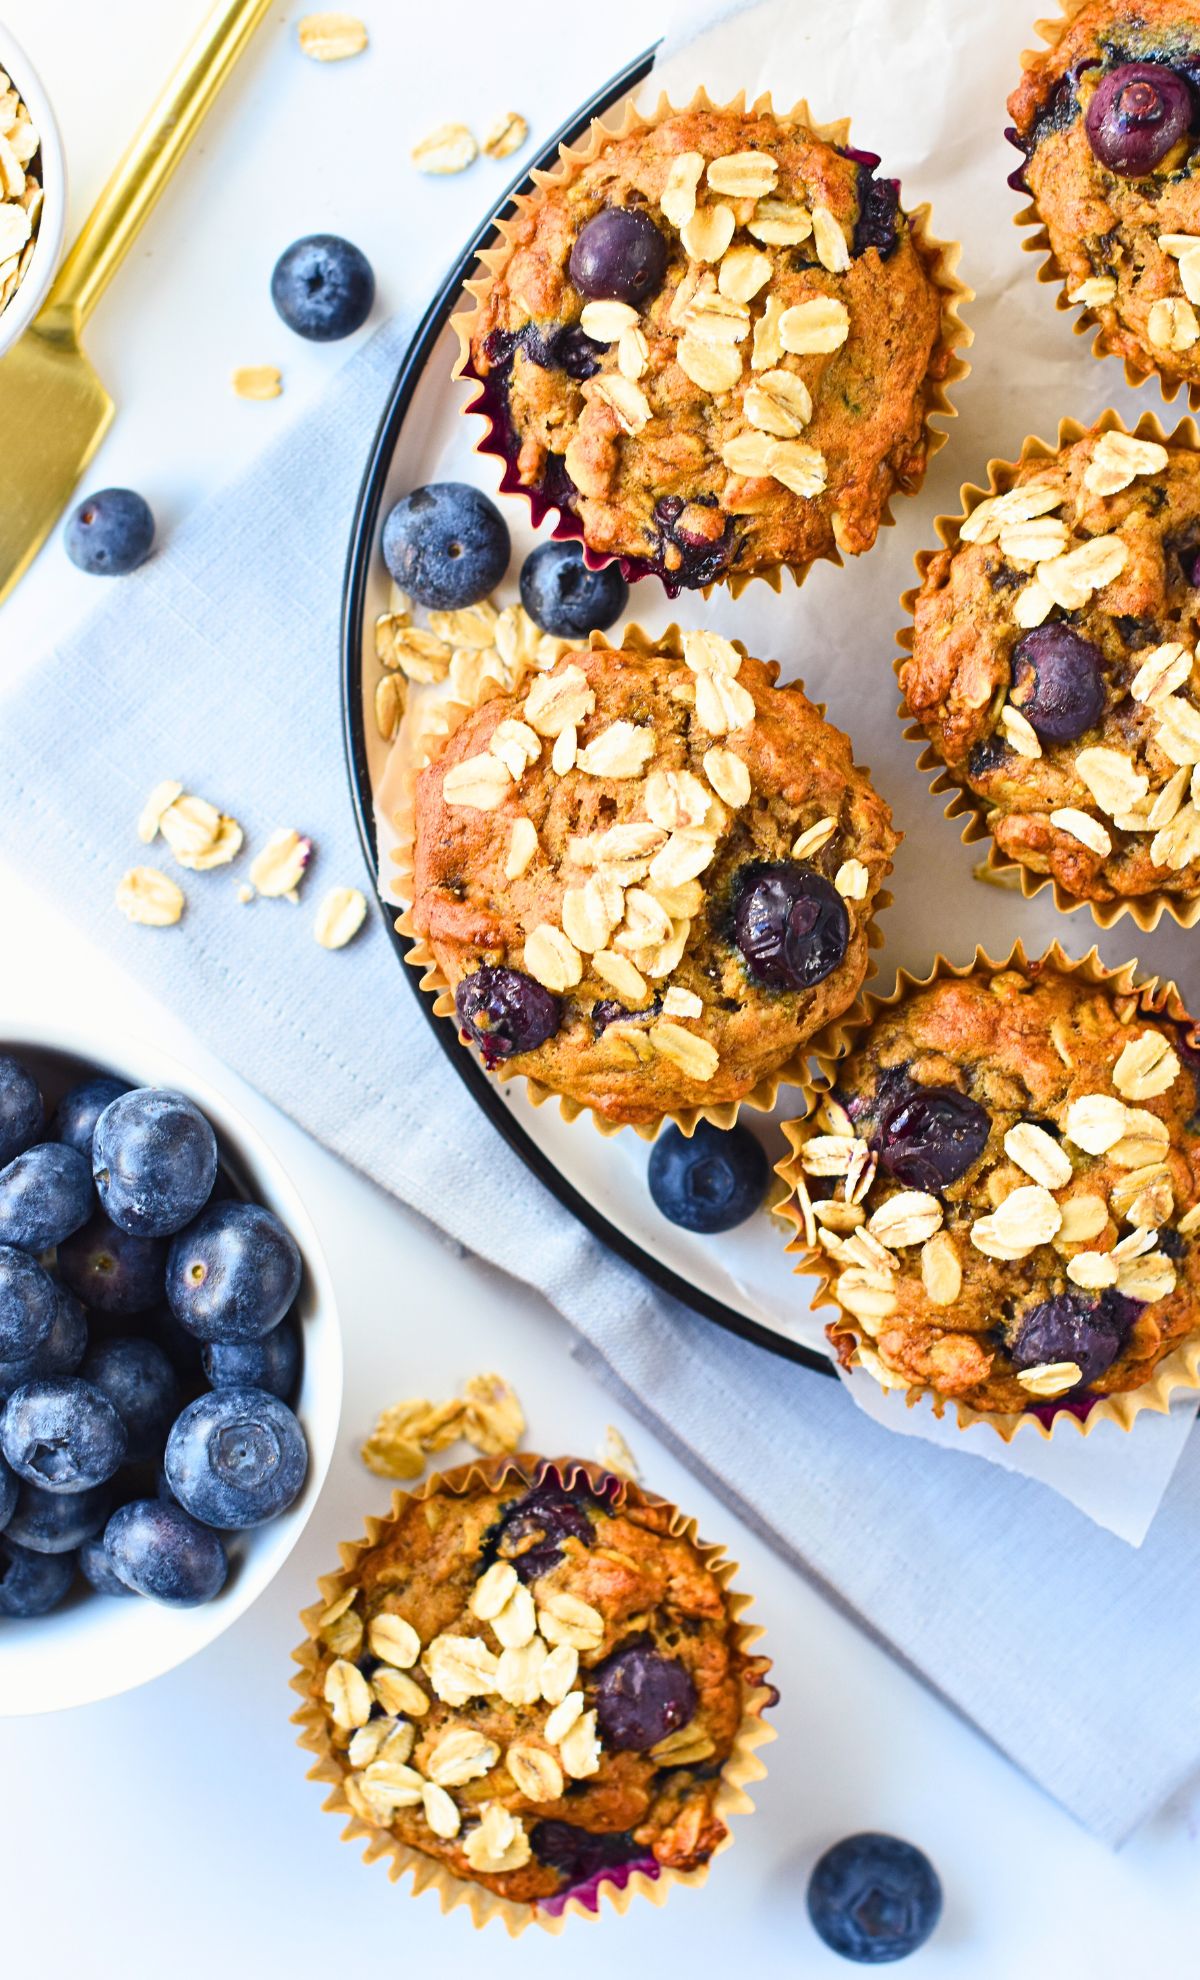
640,0 -> 1199,1542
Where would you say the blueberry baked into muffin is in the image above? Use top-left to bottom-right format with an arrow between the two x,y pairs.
406,629 -> 898,1129
1009,0 -> 1200,392
459,99 -> 963,591
781,957 -> 1200,1422
901,421 -> 1200,913
294,1459 -> 772,1918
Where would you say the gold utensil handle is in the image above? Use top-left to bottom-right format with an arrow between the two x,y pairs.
43,0 -> 273,334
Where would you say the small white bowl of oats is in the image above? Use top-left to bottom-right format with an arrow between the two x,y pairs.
0,26 -> 65,360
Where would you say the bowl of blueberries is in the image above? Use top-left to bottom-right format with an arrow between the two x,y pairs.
0,1029 -> 342,1714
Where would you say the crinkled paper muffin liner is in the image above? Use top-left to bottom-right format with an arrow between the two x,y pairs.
1009,1 -> 1200,407
450,83 -> 972,600
895,406 -> 1200,933
290,1451 -> 774,1936
389,619 -> 894,1142
773,937 -> 1200,1442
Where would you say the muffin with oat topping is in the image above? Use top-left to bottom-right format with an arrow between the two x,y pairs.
901,420 -> 1200,914
405,628 -> 898,1130
457,96 -> 965,592
292,1457 -> 773,1924
1008,0 -> 1200,393
780,954 -> 1200,1424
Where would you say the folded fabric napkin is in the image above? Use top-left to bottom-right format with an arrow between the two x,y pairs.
2,310 -> 1199,1847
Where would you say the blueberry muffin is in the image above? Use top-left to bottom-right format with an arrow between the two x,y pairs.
459,100 -> 963,592
406,630 -> 898,1129
782,957 -> 1200,1420
901,421 -> 1200,912
294,1458 -> 773,1918
1009,0 -> 1200,392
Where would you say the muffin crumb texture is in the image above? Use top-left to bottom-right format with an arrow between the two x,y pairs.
305,1463 -> 770,1908
408,633 -> 897,1126
466,105 -> 952,589
1009,0 -> 1200,389
785,963 -> 1200,1416
903,425 -> 1200,907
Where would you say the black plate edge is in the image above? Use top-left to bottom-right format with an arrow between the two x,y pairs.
340,49 -> 834,1379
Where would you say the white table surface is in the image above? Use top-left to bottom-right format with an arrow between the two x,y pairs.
1,3 -> 1197,1974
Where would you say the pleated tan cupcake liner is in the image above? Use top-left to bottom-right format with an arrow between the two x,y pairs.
290,1451 -> 775,1936
895,406 -> 1200,932
772,937 -> 1200,1442
389,619 -> 895,1142
449,82 -> 972,600
1010,2 -> 1200,407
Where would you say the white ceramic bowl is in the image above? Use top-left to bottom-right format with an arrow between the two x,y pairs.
0,1026 -> 343,1715
0,25 -> 66,360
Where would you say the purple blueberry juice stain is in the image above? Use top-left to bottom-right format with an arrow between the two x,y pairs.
537,1851 -> 661,1917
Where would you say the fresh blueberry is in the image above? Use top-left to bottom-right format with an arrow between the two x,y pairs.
732,863 -> 850,991
0,1284 -> 88,1398
595,1643 -> 697,1750
51,1076 -> 131,1158
0,1055 -> 43,1165
0,1142 -> 93,1253
103,1498 -> 228,1606
648,1121 -> 768,1233
92,1089 -> 218,1237
79,1532 -> 137,1596
569,207 -> 667,306
5,1477 -> 112,1554
1009,626 -> 1105,743
1010,1291 -> 1124,1391
57,1210 -> 166,1316
81,1337 -> 180,1465
1,1377 -> 128,1492
164,1387 -> 308,1528
0,1450 -> 15,1530
876,1082 -> 991,1194
144,1299 -> 205,1379
0,1536 -> 76,1617
201,1314 -> 300,1401
530,1820 -> 647,1886
455,965 -> 561,1068
381,482 -> 510,611
487,1482 -> 596,1582
519,540 -> 628,638
1085,61 -> 1193,177
270,233 -> 375,341
0,1246 -> 58,1358
807,1833 -> 943,1963
166,1201 -> 302,1344
64,488 -> 155,576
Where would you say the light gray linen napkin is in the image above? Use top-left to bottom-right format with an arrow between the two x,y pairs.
2,315 -> 1198,1846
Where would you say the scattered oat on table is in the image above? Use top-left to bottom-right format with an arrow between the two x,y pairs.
599,1424 -> 640,1479
313,886 -> 367,950
0,69 -> 43,318
482,112 -> 527,161
297,11 -> 368,60
411,123 -> 477,175
249,828 -> 313,900
232,364 -> 283,401
115,867 -> 184,928
361,1372 -> 526,1479
236,883 -> 254,904
139,785 -> 244,872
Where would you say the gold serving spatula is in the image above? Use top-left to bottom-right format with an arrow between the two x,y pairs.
0,0 -> 274,604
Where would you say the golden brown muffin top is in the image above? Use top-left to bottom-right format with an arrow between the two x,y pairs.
902,426 -> 1200,906
306,1463 -> 769,1906
467,107 -> 950,589
410,633 -> 898,1127
1009,0 -> 1200,387
787,963 -> 1200,1416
